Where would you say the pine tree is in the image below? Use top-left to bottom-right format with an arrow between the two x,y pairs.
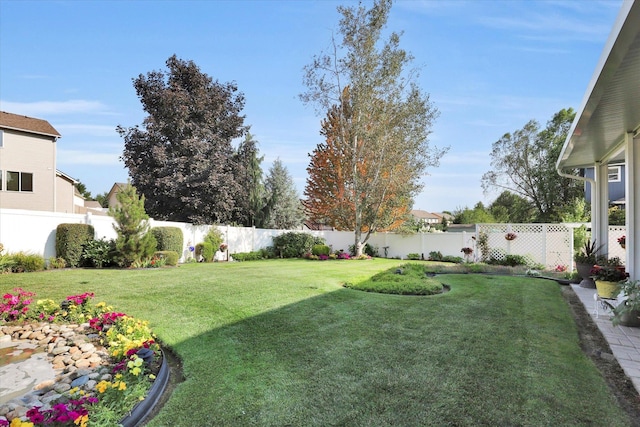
263,159 -> 304,229
109,183 -> 157,267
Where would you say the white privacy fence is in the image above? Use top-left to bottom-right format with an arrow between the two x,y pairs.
0,208 -> 626,270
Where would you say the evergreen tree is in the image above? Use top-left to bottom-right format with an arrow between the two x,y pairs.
233,132 -> 265,226
109,183 -> 157,267
263,159 -> 304,229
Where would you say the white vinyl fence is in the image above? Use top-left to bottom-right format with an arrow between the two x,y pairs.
0,208 -> 626,270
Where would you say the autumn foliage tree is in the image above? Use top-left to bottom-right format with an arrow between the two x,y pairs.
301,0 -> 446,255
305,87 -> 415,234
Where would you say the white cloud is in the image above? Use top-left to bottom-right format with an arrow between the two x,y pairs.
0,99 -> 110,116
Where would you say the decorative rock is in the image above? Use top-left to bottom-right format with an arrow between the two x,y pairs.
75,359 -> 91,369
52,346 -> 70,355
42,393 -> 62,404
71,375 -> 89,388
54,383 -> 71,393
34,379 -> 55,391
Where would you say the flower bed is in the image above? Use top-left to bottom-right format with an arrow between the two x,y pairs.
0,289 -> 162,427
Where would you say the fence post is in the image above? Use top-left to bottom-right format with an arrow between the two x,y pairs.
542,224 -> 548,267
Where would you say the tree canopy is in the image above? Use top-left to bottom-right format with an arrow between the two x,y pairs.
301,0 -> 446,255
117,55 -> 247,225
263,159 -> 304,230
481,108 -> 582,223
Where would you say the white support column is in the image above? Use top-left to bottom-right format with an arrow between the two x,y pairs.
626,132 -> 638,279
594,162 -> 609,256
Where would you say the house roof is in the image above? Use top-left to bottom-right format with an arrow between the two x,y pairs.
557,0 -> 640,170
0,111 -> 61,139
411,210 -> 441,220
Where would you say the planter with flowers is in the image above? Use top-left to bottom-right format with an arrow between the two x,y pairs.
591,265 -> 628,299
574,240 -> 603,289
0,288 -> 167,427
602,279 -> 640,327
460,247 -> 473,262
505,232 -> 517,241
618,235 -> 626,249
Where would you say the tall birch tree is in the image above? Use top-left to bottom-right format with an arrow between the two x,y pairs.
301,0 -> 446,255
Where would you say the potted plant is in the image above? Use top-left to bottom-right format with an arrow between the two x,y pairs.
618,235 -> 626,249
574,240 -> 603,288
590,264 -> 628,299
603,279 -> 640,327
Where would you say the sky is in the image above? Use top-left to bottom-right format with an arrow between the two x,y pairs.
0,0 -> 625,213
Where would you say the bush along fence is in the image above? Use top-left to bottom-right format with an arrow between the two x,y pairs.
0,208 -> 627,271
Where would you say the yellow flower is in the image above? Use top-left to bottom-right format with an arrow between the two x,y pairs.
118,381 -> 127,391
74,414 -> 89,427
96,381 -> 109,393
10,419 -> 34,427
149,374 -> 156,380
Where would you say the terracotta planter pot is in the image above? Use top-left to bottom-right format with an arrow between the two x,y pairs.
595,280 -> 620,299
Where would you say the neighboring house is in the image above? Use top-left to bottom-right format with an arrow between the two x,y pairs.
106,182 -> 129,209
0,111 -> 74,213
556,0 -> 640,279
411,209 -> 442,225
583,163 -> 626,205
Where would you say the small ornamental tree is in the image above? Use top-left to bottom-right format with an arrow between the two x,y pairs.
109,183 -> 157,267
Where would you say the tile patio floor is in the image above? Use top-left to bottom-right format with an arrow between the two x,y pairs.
571,284 -> 640,393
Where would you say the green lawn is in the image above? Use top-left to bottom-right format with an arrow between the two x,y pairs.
0,259 -> 631,426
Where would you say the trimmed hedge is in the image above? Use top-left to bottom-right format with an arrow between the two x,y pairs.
151,227 -> 183,254
154,250 -> 179,266
311,244 -> 331,256
56,224 -> 95,267
232,251 -> 264,262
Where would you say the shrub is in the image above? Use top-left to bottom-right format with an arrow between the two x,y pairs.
196,242 -> 214,262
56,223 -> 95,268
260,247 -> 277,259
406,253 -> 421,260
488,254 -> 529,267
233,251 -> 264,261
151,227 -> 184,254
441,255 -> 464,264
272,232 -> 325,258
11,252 -> 46,272
47,257 -> 67,269
82,238 -> 115,268
204,227 -> 224,252
312,244 -> 331,256
428,251 -> 443,261
154,250 -> 179,266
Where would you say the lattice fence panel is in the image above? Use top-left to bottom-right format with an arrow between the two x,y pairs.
608,225 -> 627,263
476,223 -> 573,269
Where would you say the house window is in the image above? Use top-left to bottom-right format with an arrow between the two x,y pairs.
0,130 -> 4,148
608,166 -> 621,182
6,171 -> 33,192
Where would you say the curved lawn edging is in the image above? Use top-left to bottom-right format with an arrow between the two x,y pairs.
121,348 -> 170,427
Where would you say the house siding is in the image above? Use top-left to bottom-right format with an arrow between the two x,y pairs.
583,165 -> 626,204
0,129 -> 56,211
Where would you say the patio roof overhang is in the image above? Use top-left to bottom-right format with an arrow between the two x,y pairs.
556,0 -> 640,171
